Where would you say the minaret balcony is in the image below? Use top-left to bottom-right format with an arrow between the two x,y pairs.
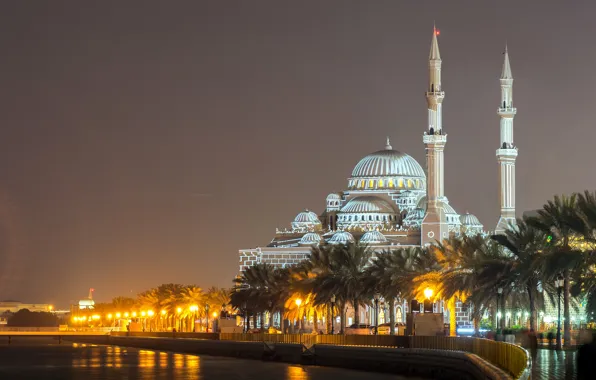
423,133 -> 447,144
497,107 -> 517,115
496,148 -> 518,158
425,91 -> 445,98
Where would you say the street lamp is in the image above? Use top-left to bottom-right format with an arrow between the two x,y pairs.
206,304 -> 211,333
374,293 -> 380,335
177,307 -> 182,332
555,275 -> 564,350
295,298 -> 302,333
497,287 -> 503,333
330,294 -> 336,335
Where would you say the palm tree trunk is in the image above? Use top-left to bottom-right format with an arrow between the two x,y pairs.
527,283 -> 537,331
500,296 -> 506,332
340,302 -> 346,334
353,300 -> 359,324
448,299 -> 457,337
313,310 -> 319,333
563,269 -> 571,347
326,305 -> 331,334
389,298 -> 396,336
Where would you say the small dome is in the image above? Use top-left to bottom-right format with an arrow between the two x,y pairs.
326,193 -> 341,201
328,231 -> 355,245
403,207 -> 425,226
299,232 -> 322,245
291,209 -> 321,230
360,230 -> 388,244
340,196 -> 396,214
416,196 -> 458,216
460,212 -> 482,227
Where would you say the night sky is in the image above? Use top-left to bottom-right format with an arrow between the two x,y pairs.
0,1 -> 594,308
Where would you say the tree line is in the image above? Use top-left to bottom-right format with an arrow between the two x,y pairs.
231,191 -> 596,346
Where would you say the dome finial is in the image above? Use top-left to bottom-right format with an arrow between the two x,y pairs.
385,136 -> 392,150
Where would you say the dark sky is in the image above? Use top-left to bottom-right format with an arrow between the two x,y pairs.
0,1 -> 594,308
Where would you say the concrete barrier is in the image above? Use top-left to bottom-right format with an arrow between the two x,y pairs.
312,345 -> 510,380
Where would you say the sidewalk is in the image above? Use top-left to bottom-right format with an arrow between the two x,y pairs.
532,349 -> 576,380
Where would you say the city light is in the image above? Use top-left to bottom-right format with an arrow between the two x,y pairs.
177,307 -> 182,314
295,298 -> 302,307
148,310 -> 155,316
161,310 -> 166,316
92,315 -> 100,320
107,314 -> 113,320
132,312 -> 137,317
116,312 -> 121,318
212,311 -> 218,318
124,312 -> 129,318
141,311 -> 146,317
424,288 -> 434,300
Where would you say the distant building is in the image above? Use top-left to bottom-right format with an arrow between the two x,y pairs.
0,301 -> 53,313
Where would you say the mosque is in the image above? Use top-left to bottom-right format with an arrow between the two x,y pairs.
238,29 -> 518,329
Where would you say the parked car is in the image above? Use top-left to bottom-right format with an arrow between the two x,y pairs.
377,322 -> 406,335
345,323 -> 373,335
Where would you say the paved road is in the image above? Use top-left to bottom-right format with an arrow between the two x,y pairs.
532,349 -> 577,380
0,338 -> 419,380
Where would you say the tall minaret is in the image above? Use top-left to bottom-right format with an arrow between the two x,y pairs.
495,45 -> 518,234
421,26 -> 449,245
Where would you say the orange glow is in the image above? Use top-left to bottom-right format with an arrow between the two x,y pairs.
161,309 -> 166,316
436,29 -> 440,36
115,312 -> 121,318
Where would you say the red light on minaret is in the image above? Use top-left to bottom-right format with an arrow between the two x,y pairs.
435,29 -> 440,36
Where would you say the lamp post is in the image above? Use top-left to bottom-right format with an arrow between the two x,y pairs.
374,293 -> 380,335
295,298 -> 302,333
555,276 -> 564,350
497,287 -> 503,332
330,294 -> 336,335
206,304 -> 211,333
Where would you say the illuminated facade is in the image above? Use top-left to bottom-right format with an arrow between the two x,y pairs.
239,29 -> 515,329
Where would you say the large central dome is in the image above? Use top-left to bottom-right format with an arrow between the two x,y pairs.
352,148 -> 425,179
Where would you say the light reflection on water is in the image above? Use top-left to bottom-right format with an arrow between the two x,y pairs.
0,338 -> 414,379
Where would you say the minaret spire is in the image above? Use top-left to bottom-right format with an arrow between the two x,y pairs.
385,136 -> 392,150
501,44 -> 513,79
422,26 -> 448,245
496,44 -> 518,234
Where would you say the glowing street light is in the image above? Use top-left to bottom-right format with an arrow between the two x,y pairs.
132,312 -> 137,317
295,298 -> 302,307
424,287 -> 434,300
161,310 -> 166,316
212,311 -> 218,318
124,312 -> 129,318
107,314 -> 113,320
116,312 -> 121,318
148,310 -> 155,317
141,311 -> 146,317
177,307 -> 182,314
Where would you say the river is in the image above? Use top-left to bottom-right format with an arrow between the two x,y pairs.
0,337 -> 418,379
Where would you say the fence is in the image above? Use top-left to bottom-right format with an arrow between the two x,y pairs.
218,333 -> 530,378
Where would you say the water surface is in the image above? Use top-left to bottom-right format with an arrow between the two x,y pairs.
0,337 -> 417,379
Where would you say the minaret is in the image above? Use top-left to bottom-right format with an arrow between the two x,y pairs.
495,45 -> 518,233
421,26 -> 449,245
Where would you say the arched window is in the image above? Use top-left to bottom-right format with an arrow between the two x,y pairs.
398,178 -> 404,188
376,215 -> 380,221
389,179 -> 394,188
359,180 -> 365,188
378,179 -> 384,188
415,179 -> 420,188
407,179 -> 412,188
369,180 -> 374,188
369,215 -> 372,221
396,306 -> 403,322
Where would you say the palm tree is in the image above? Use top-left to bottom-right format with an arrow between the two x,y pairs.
365,251 -> 398,334
492,218 -> 549,331
182,286 -> 203,331
527,194 -> 584,346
